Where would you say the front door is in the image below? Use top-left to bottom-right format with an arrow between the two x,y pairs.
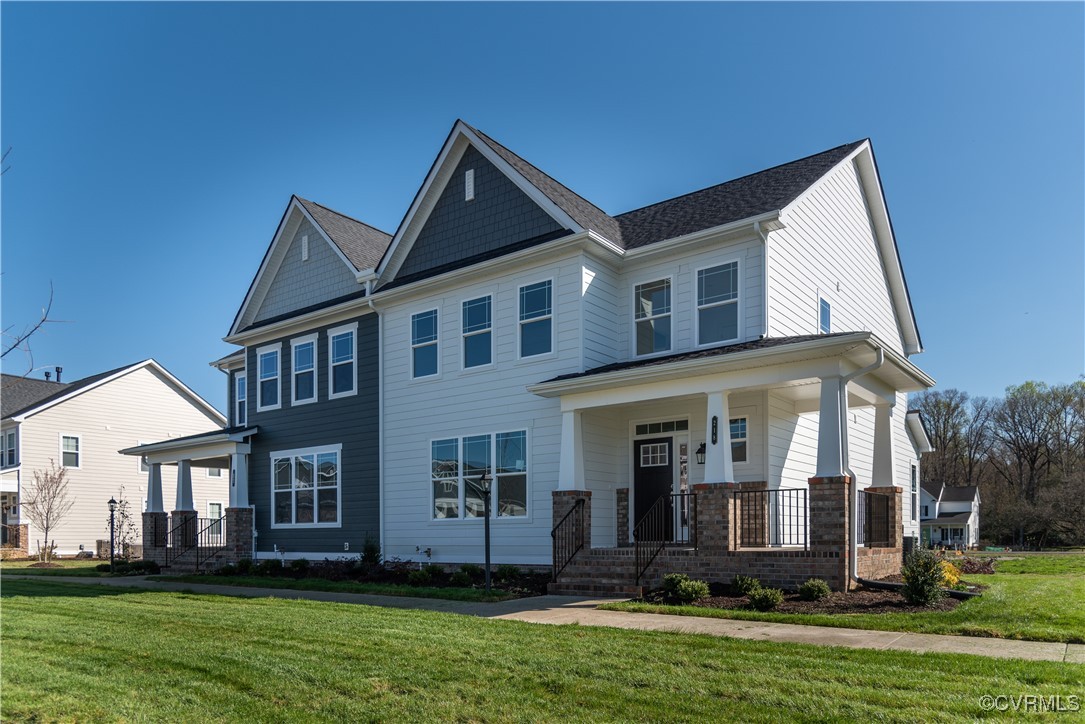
634,437 -> 674,540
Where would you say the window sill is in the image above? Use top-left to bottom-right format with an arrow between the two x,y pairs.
269,522 -> 343,530
328,390 -> 358,401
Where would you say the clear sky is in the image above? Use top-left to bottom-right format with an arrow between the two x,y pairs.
2,2 -> 1082,413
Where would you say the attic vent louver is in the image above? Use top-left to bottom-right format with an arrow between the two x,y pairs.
465,169 -> 475,202
301,234 -> 309,261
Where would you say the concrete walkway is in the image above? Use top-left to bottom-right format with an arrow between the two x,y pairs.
7,574 -> 1083,664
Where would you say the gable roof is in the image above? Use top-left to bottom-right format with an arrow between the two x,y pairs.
920,481 -> 943,499
940,485 -> 979,503
296,197 -> 392,271
614,141 -> 864,249
2,374 -> 72,419
2,360 -> 226,425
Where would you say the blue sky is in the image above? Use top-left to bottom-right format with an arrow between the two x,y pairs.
2,2 -> 1082,412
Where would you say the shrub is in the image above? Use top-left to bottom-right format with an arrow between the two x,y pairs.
940,561 -> 961,588
95,563 -> 112,572
748,587 -> 785,611
495,564 -> 520,582
449,571 -> 473,587
662,573 -> 690,598
460,563 -> 484,580
423,564 -> 445,579
797,578 -> 831,601
957,557 -> 995,575
235,558 -> 253,575
901,548 -> 946,606
129,559 -> 160,574
361,535 -> 381,565
290,558 -> 310,574
731,575 -> 761,596
675,578 -> 711,604
217,563 -> 238,576
407,568 -> 431,586
255,559 -> 282,577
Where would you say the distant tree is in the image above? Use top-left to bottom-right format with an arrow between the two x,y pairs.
912,389 -> 970,484
21,460 -> 75,562
1,283 -> 58,377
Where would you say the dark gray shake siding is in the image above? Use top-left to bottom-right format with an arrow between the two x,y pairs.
243,313 -> 379,555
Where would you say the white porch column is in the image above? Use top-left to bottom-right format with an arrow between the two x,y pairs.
557,410 -> 585,490
872,403 -> 896,486
704,391 -> 734,484
230,453 -> 249,508
815,376 -> 846,478
145,463 -> 164,513
175,459 -> 194,511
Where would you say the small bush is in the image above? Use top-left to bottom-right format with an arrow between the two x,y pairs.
361,535 -> 381,565
675,578 -> 711,603
129,559 -> 160,574
662,573 -> 690,597
407,568 -> 431,586
423,564 -> 445,579
731,575 -> 761,596
901,548 -> 946,606
797,578 -> 831,601
940,560 -> 961,587
460,563 -> 484,580
255,559 -> 282,577
290,558 -> 310,574
495,564 -> 520,582
748,587 -> 785,611
95,563 -> 112,572
448,571 -> 473,587
217,563 -> 238,576
957,557 -> 995,575
235,558 -> 253,575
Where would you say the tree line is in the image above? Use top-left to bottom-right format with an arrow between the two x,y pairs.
912,380 -> 1085,548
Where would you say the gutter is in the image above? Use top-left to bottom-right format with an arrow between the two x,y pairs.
839,349 -> 884,587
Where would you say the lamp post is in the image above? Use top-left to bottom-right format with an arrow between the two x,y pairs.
477,472 -> 493,592
107,497 -> 117,573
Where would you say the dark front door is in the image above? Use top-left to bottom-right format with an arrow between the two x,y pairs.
634,437 -> 674,540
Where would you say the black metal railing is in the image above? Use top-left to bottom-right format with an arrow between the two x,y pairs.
634,492 -> 697,584
165,514 -> 226,570
732,488 -> 808,549
1,523 -> 21,548
551,498 -> 585,582
857,489 -> 890,547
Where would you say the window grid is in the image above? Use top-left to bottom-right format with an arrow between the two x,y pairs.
639,443 -> 669,467
328,324 -> 357,398
61,435 -> 80,468
697,262 -> 739,345
292,337 -> 317,405
432,430 -> 528,520
729,417 -> 748,463
411,309 -> 439,378
462,296 -> 493,368
257,346 -> 281,411
3,431 -> 16,467
271,446 -> 341,527
634,279 -> 672,356
518,281 -> 553,358
235,373 -> 247,426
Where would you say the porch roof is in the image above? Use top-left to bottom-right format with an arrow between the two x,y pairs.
921,512 -> 972,527
528,332 -> 934,406
119,426 -> 257,468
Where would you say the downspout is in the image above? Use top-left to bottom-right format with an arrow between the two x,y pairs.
839,348 -> 884,586
366,279 -> 384,559
754,221 -> 770,339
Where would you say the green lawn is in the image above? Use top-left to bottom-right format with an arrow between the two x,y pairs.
153,574 -> 516,602
2,579 -> 1082,722
601,553 -> 1085,644
0,559 -> 103,576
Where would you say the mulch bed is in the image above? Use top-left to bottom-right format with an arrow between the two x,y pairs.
26,562 -> 63,569
640,583 -> 961,614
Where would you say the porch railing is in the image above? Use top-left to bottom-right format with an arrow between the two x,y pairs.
1,523 -> 22,548
551,498 -> 585,582
165,515 -> 227,570
634,492 -> 697,584
856,489 -> 890,548
732,488 -> 808,549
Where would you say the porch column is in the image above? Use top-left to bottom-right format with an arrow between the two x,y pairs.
871,403 -> 896,486
145,463 -> 164,513
175,459 -> 194,511
704,391 -> 734,484
230,453 -> 249,508
558,410 -> 585,490
815,376 -> 846,479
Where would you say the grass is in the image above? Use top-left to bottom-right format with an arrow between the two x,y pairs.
601,552 -> 1085,644
150,574 -> 517,602
3,579 -> 1082,722
0,559 -> 104,576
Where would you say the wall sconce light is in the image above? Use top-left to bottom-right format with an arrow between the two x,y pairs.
695,443 -> 706,465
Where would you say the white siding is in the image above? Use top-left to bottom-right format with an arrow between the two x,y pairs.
581,256 -> 620,369
15,366 -> 226,556
768,392 -> 819,489
769,160 -> 904,351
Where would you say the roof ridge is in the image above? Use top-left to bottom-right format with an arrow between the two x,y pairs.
614,139 -> 867,218
296,197 -> 393,238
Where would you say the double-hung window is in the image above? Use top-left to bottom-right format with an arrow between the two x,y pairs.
697,262 -> 739,345
272,445 -> 341,527
3,430 -> 16,467
431,430 -> 528,520
462,295 -> 492,369
257,344 -> 282,411
729,417 -> 748,463
292,335 -> 317,405
819,297 -> 832,334
61,435 -> 81,468
634,279 -> 671,355
328,323 -> 357,398
235,373 -> 247,426
411,309 -> 439,378
911,465 -> 918,522
518,280 -> 552,358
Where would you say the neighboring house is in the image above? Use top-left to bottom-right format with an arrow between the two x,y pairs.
920,482 -> 980,549
132,121 -> 934,591
1,361 -> 227,557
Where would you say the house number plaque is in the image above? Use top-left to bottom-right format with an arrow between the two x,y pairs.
711,416 -> 718,445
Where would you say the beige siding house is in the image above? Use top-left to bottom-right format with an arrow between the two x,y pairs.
1,361 -> 226,557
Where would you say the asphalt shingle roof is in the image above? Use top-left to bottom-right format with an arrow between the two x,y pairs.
920,481 -> 943,499
1,363 -> 141,420
297,197 -> 392,272
922,512 -> 973,526
939,485 -> 978,503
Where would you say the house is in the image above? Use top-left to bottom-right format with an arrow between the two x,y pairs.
131,121 -> 934,591
1,360 -> 227,558
920,482 -> 980,549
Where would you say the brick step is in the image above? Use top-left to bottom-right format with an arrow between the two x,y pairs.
547,581 -> 644,597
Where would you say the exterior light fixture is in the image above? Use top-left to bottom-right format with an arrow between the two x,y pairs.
695,443 -> 706,465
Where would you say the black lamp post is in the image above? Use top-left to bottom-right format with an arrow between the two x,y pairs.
107,497 -> 117,573
478,472 -> 493,592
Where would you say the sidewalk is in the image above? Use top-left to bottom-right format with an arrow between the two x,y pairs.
7,574 -> 1083,664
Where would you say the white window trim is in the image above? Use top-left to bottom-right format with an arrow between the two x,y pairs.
910,464 -> 918,522
235,371 -> 248,427
207,467 -> 223,478
327,322 -> 358,400
3,428 -> 17,468
694,258 -> 742,349
207,501 -> 224,517
290,333 -> 319,406
410,307 -> 441,380
631,274 -> 674,358
269,444 -> 343,529
517,278 -> 555,361
729,415 -> 749,464
460,293 -> 494,371
430,430 -> 530,521
819,296 -> 832,334
256,343 -> 283,412
60,433 -> 82,470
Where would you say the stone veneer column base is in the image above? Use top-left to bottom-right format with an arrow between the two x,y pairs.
807,476 -> 852,591
224,507 -> 254,565
142,511 -> 168,566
